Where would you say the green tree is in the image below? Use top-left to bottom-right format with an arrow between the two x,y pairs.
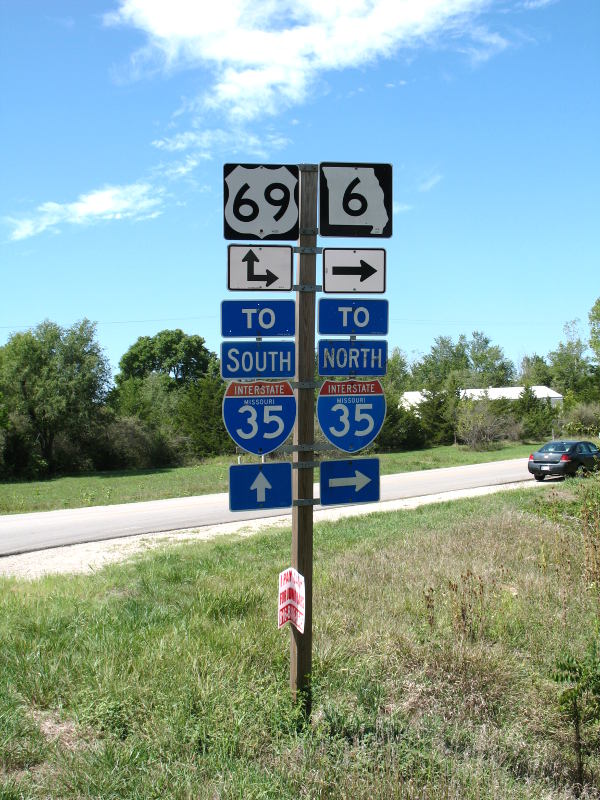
117,329 -> 217,386
375,402 -> 426,452
466,331 -> 515,388
589,296 -> 600,365
417,389 -> 455,446
381,347 -> 410,396
410,335 -> 469,390
0,320 -> 109,472
548,321 -> 592,399
519,353 -> 554,387
177,376 -> 233,457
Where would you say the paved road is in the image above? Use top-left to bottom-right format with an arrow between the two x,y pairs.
0,458 -> 532,557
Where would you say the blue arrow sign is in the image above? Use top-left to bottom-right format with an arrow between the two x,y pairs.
229,462 -> 292,511
320,458 -> 380,506
221,341 -> 295,379
317,379 -> 386,453
221,300 -> 295,337
318,299 -> 388,335
222,381 -> 296,455
318,340 -> 387,377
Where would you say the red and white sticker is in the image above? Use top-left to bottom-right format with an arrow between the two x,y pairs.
278,567 -> 305,634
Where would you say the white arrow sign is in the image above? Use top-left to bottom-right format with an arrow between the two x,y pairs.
228,245 -> 293,291
250,471 -> 272,502
323,248 -> 386,293
328,470 -> 371,493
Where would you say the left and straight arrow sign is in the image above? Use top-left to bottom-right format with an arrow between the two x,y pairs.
228,245 -> 293,291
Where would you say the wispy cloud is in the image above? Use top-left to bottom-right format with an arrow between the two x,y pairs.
152,127 -> 291,159
393,202 -> 413,214
418,173 -> 443,192
520,0 -> 557,9
6,182 -> 164,241
105,0 -> 504,121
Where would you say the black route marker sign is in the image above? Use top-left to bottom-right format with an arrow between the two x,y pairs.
319,162 -> 393,238
224,164 -> 299,241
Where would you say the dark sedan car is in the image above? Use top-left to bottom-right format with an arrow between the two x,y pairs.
528,440 -> 600,481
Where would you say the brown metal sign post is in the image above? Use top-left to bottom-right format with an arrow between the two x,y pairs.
291,164 -> 318,712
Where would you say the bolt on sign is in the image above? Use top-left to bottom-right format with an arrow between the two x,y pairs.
278,567 -> 305,634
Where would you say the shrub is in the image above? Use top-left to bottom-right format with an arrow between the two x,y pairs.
562,402 -> 600,438
456,398 -> 511,450
375,401 -> 426,452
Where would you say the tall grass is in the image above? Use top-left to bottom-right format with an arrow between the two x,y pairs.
2,478 -> 599,797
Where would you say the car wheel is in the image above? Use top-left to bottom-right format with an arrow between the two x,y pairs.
534,475 -> 545,481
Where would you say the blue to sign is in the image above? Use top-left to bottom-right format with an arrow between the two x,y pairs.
222,381 -> 296,455
318,339 -> 387,377
317,379 -> 386,453
221,300 -> 295,338
229,462 -> 292,511
318,299 -> 388,336
320,458 -> 380,506
221,341 -> 295,379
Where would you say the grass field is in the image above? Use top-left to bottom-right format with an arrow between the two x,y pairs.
0,442 -> 540,515
1,475 -> 598,798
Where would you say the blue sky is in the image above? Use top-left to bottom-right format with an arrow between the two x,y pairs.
1,0 -> 598,380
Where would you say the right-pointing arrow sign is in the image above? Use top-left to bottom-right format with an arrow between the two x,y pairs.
320,458 -> 380,506
329,470 -> 371,492
331,260 -> 377,282
323,248 -> 386,293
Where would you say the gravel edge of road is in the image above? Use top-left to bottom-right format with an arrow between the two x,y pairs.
0,481 -> 540,580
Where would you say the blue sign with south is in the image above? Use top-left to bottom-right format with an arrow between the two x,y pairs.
320,458 -> 380,506
317,379 -> 386,453
221,341 -> 295,379
318,299 -> 388,335
221,300 -> 295,337
222,380 -> 296,455
229,462 -> 292,511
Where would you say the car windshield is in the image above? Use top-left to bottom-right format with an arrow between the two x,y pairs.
539,442 -> 569,453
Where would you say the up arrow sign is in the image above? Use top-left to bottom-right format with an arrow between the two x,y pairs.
250,470 -> 272,502
329,470 -> 371,493
243,249 -> 278,288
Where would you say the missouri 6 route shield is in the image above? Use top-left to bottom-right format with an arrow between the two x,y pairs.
317,379 -> 386,453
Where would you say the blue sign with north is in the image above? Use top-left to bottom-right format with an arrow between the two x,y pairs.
221,341 -> 295,379
221,300 -> 295,337
320,458 -> 380,506
318,299 -> 388,336
318,340 -> 387,377
222,380 -> 296,455
317,379 -> 386,453
229,462 -> 292,511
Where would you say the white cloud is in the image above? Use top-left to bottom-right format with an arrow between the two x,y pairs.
152,127 -> 291,159
105,0 -> 499,120
393,202 -> 413,213
418,173 -> 443,192
6,182 -> 164,241
520,0 -> 557,8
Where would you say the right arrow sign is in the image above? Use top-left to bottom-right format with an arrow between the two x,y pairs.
320,458 -> 380,506
323,248 -> 386,293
